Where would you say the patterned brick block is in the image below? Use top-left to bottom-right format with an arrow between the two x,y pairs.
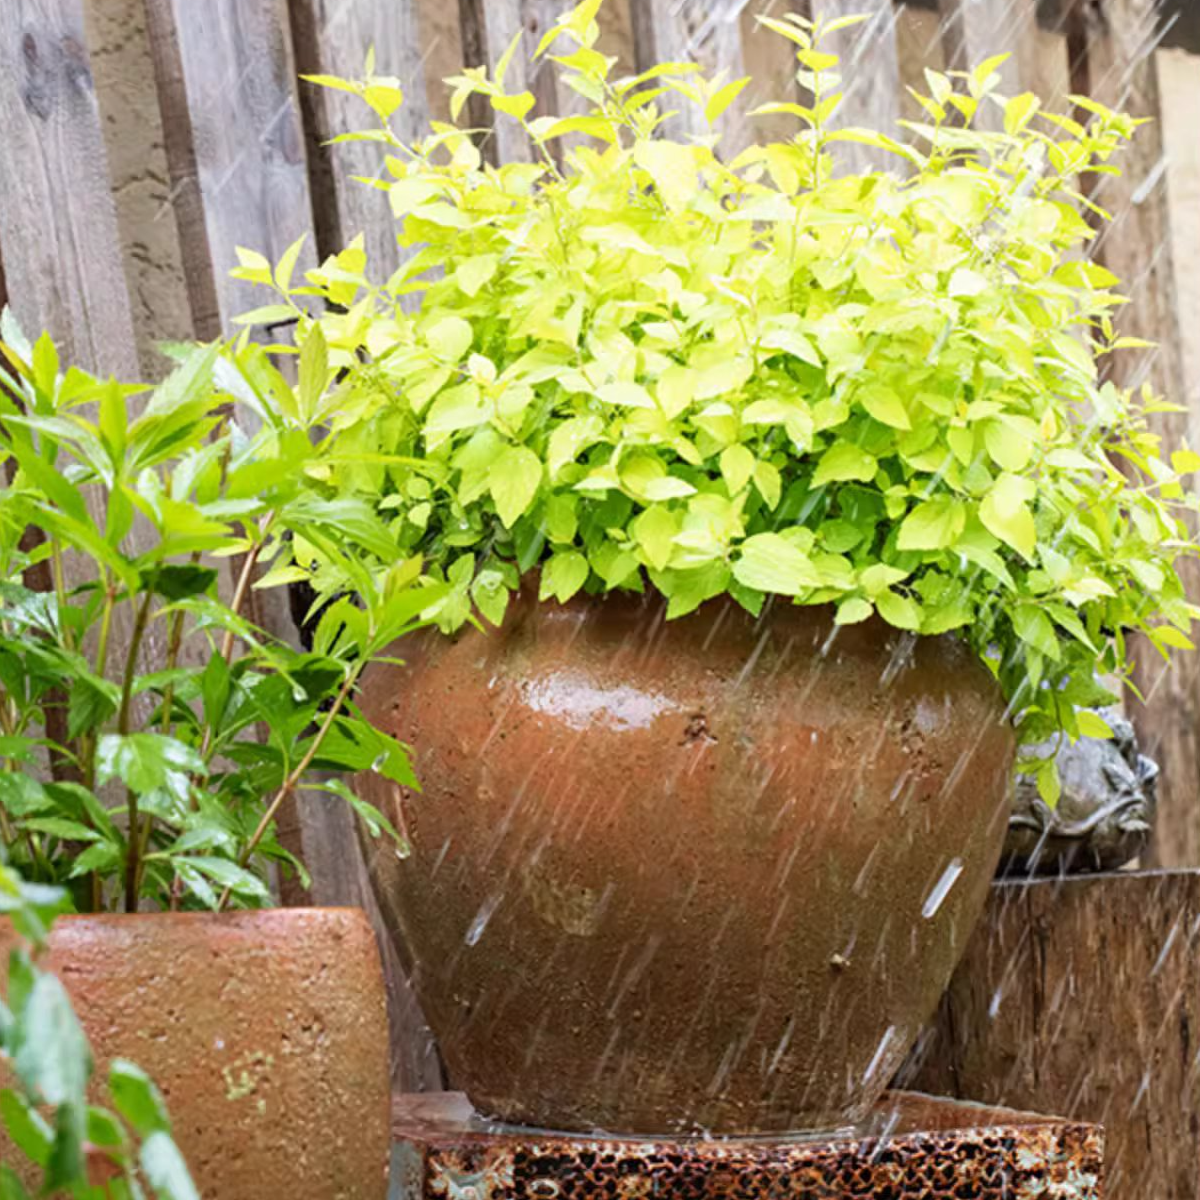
390,1092 -> 1103,1200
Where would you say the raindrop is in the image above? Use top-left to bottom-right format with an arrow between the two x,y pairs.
922,858 -> 964,919
862,1025 -> 896,1086
988,985 -> 1004,1020
465,895 -> 501,946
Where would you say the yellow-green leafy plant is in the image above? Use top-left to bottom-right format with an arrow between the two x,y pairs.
233,0 -> 1197,796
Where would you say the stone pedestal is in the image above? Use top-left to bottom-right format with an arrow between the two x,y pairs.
390,1092 -> 1104,1199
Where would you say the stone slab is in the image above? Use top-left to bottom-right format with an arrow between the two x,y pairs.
390,1091 -> 1104,1199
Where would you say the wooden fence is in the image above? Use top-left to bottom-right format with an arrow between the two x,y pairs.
0,0 -> 1198,1090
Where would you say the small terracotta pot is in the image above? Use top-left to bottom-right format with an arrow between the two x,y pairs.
1,908 -> 390,1200
358,588 -> 1015,1135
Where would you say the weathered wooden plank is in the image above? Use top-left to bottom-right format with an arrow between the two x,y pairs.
460,0 -> 594,167
460,0 -> 535,164
1078,0 -> 1200,867
905,870 -> 1200,1200
289,0 -> 431,275
937,0 -> 1041,130
819,0 -> 901,173
738,2 -> 809,146
630,0 -> 749,149
0,0 -> 139,380
0,0 -> 165,693
142,0 -> 318,339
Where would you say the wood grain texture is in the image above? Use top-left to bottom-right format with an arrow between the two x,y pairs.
630,0 -> 749,149
819,0 -> 901,173
0,0 -> 139,379
905,870 -> 1200,1200
937,0 -> 1041,130
460,0 -> 534,164
289,0 -> 430,274
1080,0 -> 1200,868
0,0 -> 165,686
143,0 -> 318,338
460,0 -> 591,167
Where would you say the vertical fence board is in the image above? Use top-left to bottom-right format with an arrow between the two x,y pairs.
0,0 -> 139,380
1081,0 -> 1200,867
143,0 -> 318,339
459,0 -> 535,164
289,0 -> 430,275
938,0 -> 1041,125
0,0 -> 161,686
739,2 -> 807,147
460,0 -> 582,165
630,0 -> 749,148
525,0 -> 586,136
820,0 -> 901,173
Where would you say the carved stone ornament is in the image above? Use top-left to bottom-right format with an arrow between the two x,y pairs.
1002,707 -> 1158,875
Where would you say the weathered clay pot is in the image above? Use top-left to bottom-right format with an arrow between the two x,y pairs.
358,589 -> 1014,1134
0,908 -> 390,1199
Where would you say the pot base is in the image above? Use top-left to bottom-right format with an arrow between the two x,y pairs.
391,1092 -> 1103,1199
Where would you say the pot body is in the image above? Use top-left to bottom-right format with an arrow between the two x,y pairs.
0,908 -> 390,1199
358,590 -> 1014,1134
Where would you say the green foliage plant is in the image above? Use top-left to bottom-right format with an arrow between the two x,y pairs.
235,0 -> 1197,797
0,316 -> 442,913
1,851 -> 197,1199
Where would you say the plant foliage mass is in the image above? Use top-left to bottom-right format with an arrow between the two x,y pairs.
251,1 -> 1198,782
0,324 -> 437,913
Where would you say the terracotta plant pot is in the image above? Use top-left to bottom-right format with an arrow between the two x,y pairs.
0,908 -> 390,1200
357,589 -> 1015,1134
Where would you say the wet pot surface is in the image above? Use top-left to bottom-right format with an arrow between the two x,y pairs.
358,590 -> 1014,1134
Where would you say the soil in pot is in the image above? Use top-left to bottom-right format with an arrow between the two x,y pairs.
356,587 -> 1015,1135
0,908 -> 391,1200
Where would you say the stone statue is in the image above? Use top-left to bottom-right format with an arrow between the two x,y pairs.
1001,707 -> 1159,875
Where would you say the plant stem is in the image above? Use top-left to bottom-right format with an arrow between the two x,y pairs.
199,521 -> 272,765
81,576 -> 119,793
223,527 -> 271,661
119,592 -> 153,914
129,578 -> 195,901
94,572 -> 116,680
216,664 -> 360,910
49,538 -> 69,647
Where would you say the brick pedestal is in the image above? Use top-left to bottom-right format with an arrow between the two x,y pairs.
390,1092 -> 1103,1199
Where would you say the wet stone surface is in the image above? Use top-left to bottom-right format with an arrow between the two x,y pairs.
391,1092 -> 1104,1200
